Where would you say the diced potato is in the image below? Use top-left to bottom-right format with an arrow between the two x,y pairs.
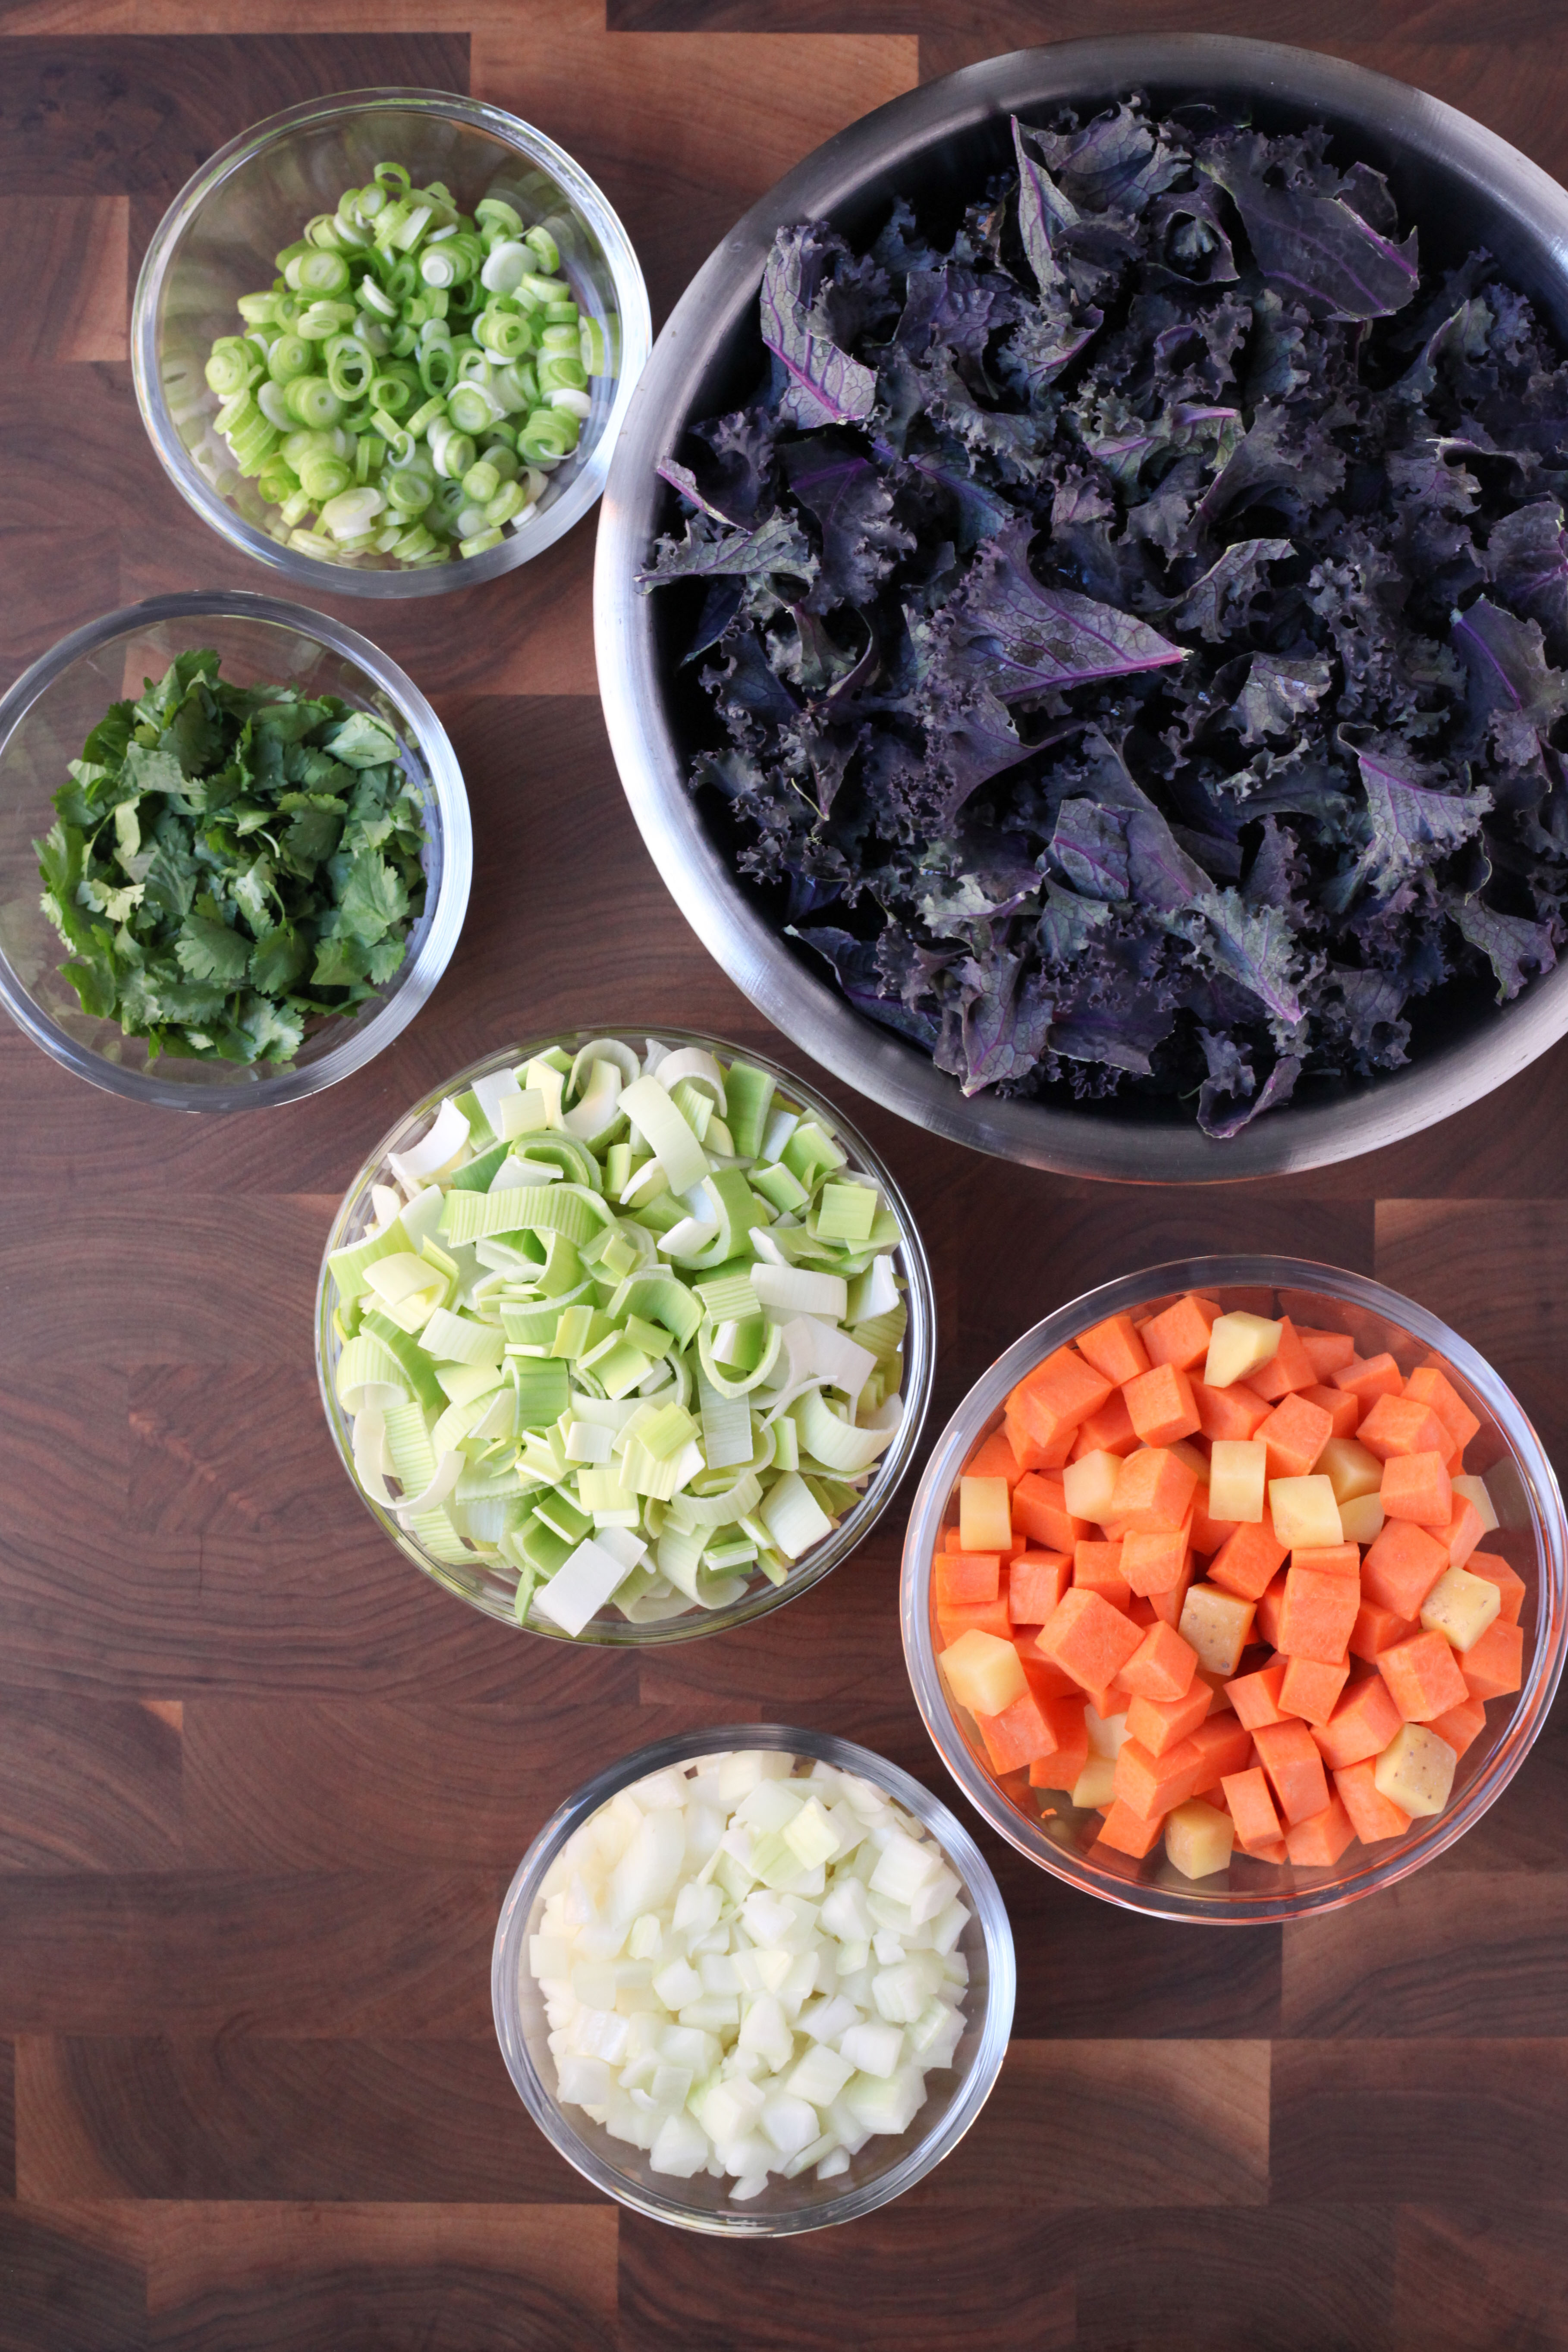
1063,1449 -> 1123,1525
1452,1473 -> 1499,1534
1373,1722 -> 1457,1818
1338,1492 -> 1386,1545
1164,1797 -> 1236,1880
1204,1311 -> 1282,1389
1070,1755 -> 1118,1809
1319,1436 -> 1383,1503
1210,1438 -> 1267,1524
1084,1708 -> 1129,1759
939,1627 -> 1026,1717
1179,1582 -> 1256,1677
1269,1474 -> 1344,1549
1420,1564 -> 1502,1653
959,1475 -> 1012,1553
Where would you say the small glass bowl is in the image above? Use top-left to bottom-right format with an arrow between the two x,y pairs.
901,1255 -> 1568,1924
491,1723 -> 1015,2234
316,1028 -> 936,1639
132,88 -> 651,595
0,590 -> 470,1109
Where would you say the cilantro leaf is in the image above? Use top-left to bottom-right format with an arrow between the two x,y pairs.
337,851 -> 408,945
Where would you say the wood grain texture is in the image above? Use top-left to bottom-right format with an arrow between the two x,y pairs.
0,3 -> 1566,2345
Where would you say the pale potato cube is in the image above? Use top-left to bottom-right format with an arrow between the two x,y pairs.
1063,1450 -> 1122,1525
1338,1491 -> 1386,1546
1420,1564 -> 1502,1652
1164,1797 -> 1236,1881
1168,1438 -> 1210,1486
1373,1722 -> 1457,1818
1203,1311 -> 1282,1390
1070,1755 -> 1118,1809
1179,1583 -> 1255,1677
1318,1436 -> 1383,1503
1210,1439 -> 1267,1524
1084,1708 -> 1128,1759
959,1475 -> 1012,1554
1269,1474 -> 1343,1549
1452,1473 -> 1500,1534
939,1628 -> 1026,1717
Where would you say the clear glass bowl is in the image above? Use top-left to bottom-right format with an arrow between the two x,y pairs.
901,1255 -> 1568,1923
315,1028 -> 936,1639
491,1723 -> 1015,2233
0,590 -> 470,1108
132,88 -> 651,596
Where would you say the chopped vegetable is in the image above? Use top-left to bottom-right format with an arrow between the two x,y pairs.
525,1747 -> 971,2198
929,1288 -> 1529,1882
35,649 -> 426,1062
325,1036 -> 911,1630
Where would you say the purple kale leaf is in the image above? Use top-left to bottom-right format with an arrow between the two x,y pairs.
637,506 -> 817,590
1200,132 -> 1419,320
1157,537 -> 1295,643
1012,115 -> 1079,295
1050,797 -> 1130,899
1486,500 -> 1568,652
1453,595 -> 1568,759
1029,99 -> 1185,218
1449,894 -> 1558,999
781,438 -> 916,612
1342,741 -> 1493,901
1224,653 -> 1335,746
932,518 -> 1187,703
760,225 -> 878,426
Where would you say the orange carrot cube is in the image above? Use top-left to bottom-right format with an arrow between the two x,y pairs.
1009,1347 -> 1115,1454
1276,1566 -> 1361,1665
1095,1799 -> 1166,1858
1333,1353 -> 1405,1405
1257,1391 -> 1335,1479
1302,1382 -> 1362,1439
1310,1673 -> 1404,1769
1357,1393 -> 1449,1462
1222,1765 -> 1284,1852
965,1427 -> 1026,1488
1116,1618 -> 1199,1703
1012,1472 -> 1088,1555
1428,1693 -> 1488,1758
1009,1551 -> 1072,1624
1074,1539 -> 1132,1611
1405,1364 -> 1482,1457
1257,1570 -> 1288,1650
1279,1652 -> 1351,1727
1072,1389 -> 1141,1459
1114,1733 -> 1205,1821
1125,1678 -> 1212,1757
1185,1711 -> 1253,1793
1461,1617 -> 1524,1700
1379,1450 -> 1453,1528
937,1595 -> 1012,1646
1121,1524 -> 1192,1598
974,1687 -> 1060,1774
1110,1446 -> 1199,1532
1466,1551 -> 1526,1625
1285,1792 -> 1357,1866
1291,1543 -> 1361,1579
1036,1586 -> 1143,1692
934,1551 -> 1001,1608
1349,1598 -> 1416,1664
1124,1363 -> 1202,1448
1208,1517 -> 1288,1603
1149,1554 -> 1198,1630
1188,1488 -> 1240,1555
1193,1377 -> 1272,1442
1361,1519 -> 1449,1619
1440,1497 -> 1485,1570
1141,1292 -> 1221,1372
1241,1316 -> 1316,1401
1298,1327 -> 1357,1380
1333,1758 -> 1412,1843
1016,1642 -> 1081,1702
1024,1700 -> 1092,1790
1379,1628 -> 1471,1722
1253,1718 -> 1331,1824
1076,1311 -> 1152,1388
1226,1661 -> 1289,1728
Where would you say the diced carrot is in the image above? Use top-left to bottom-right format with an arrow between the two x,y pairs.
1004,1398 -> 1076,1472
1076,1311 -> 1151,1388
1461,1617 -> 1524,1701
1128,1595 -> 1159,1628
1121,1524 -> 1191,1598
1349,1598 -> 1416,1663
1429,1693 -> 1488,1758
1285,1792 -> 1357,1866
1278,1652 -> 1351,1727
1222,1765 -> 1284,1852
1291,1543 -> 1361,1579
1095,1799 -> 1166,1858
1124,1363 -> 1202,1448
1252,1718 -> 1331,1824
1241,1317 -> 1316,1401
1302,1382 -> 1361,1439
1025,1701 -> 1092,1790
1256,1391 -> 1335,1479
964,1427 -> 1027,1488
1009,1551 -> 1072,1624
1378,1628 -> 1471,1722
1141,1292 -> 1221,1372
934,1551 -> 1001,1608
1116,1618 -> 1198,1703
1466,1551 -> 1526,1626
1333,1758 -> 1412,1843
1008,1347 -> 1115,1457
1208,1517 -> 1288,1603
1332,1353 -> 1405,1405
1244,1836 -> 1291,1864
1276,1566 -> 1361,1665
1072,1390 -> 1141,1459
1084,1680 -> 1125,1720
1149,1555 -> 1197,1630
1193,1377 -> 1272,1442
1114,1733 -> 1205,1821
1036,1587 -> 1143,1693
937,1596 -> 1012,1646
1185,1711 -> 1253,1794
1310,1673 -> 1404,1769
1357,1393 -> 1449,1462
1012,1472 -> 1088,1555
1188,1489 -> 1240,1556
1440,1497 -> 1484,1570
1110,1446 -> 1199,1532
1074,1539 -> 1132,1611
1257,1570 -> 1288,1650
1225,1660 -> 1289,1729
1405,1364 -> 1482,1457
974,1687 -> 1061,1774
1125,1678 -> 1213,1756
1361,1520 -> 1449,1619
1379,1450 -> 1453,1528
1016,1643 -> 1081,1703
1298,1327 -> 1357,1379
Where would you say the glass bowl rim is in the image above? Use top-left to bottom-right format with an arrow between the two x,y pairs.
314,1023 -> 937,1642
490,1719 -> 1017,2235
0,586 -> 472,1110
130,84 -> 654,600
900,1251 -> 1568,1925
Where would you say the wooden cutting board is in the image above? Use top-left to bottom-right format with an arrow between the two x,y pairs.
1,7 -> 1565,2346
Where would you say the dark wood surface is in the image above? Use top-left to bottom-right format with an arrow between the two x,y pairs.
1,6 -> 1566,2347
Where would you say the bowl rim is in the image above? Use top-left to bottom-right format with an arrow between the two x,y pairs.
594,33 -> 1568,1181
0,586 -> 472,1109
490,1720 -> 1017,2234
899,1252 -> 1568,1923
132,84 -> 653,600
314,1023 -> 936,1640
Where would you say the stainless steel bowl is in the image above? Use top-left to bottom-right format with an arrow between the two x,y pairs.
595,36 -> 1568,1182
